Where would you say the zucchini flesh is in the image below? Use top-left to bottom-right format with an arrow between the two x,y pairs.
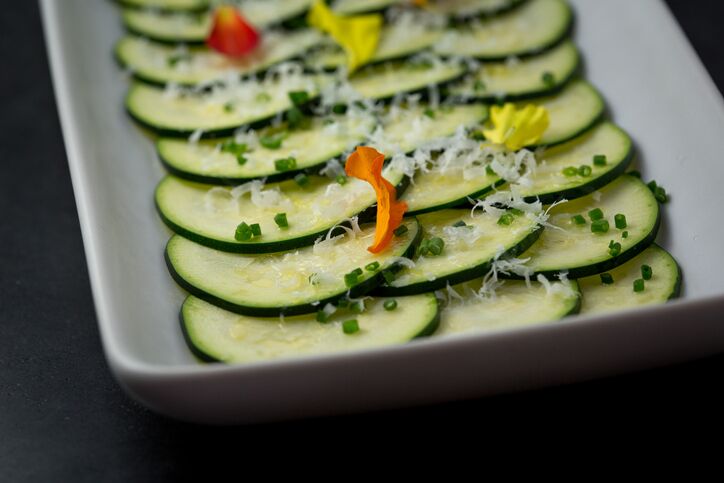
437,279 -> 580,336
579,244 -> 681,315
529,79 -> 605,147
165,218 -> 420,316
119,0 -> 208,12
449,40 -> 579,102
524,175 -> 660,278
427,0 -> 526,18
516,122 -> 634,203
116,31 -> 323,86
157,114 -> 375,184
332,0 -> 402,15
378,208 -> 542,295
433,0 -> 572,60
125,73 -> 331,137
155,166 -> 405,253
181,294 -> 439,363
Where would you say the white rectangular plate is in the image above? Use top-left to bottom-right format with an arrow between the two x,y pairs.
41,0 -> 724,424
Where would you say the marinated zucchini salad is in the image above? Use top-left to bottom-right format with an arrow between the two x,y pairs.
114,0 -> 681,364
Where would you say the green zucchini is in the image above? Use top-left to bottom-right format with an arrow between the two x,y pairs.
437,278 -> 580,336
331,0 -> 402,15
118,0 -> 208,13
449,40 -> 579,102
155,166 -> 405,253
578,244 -> 681,315
376,208 -> 542,296
427,0 -> 527,19
433,0 -> 572,60
165,218 -> 421,316
181,293 -> 439,363
523,175 -> 660,278
116,30 -> 323,87
125,73 -> 330,137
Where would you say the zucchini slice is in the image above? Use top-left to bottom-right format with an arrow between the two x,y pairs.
165,218 -> 421,316
304,24 -> 443,71
516,122 -> 634,204
332,0 -> 402,15
155,166 -> 405,253
427,0 -> 527,19
157,103 -> 486,184
523,175 -> 660,278
528,79 -> 605,147
181,293 -> 439,363
118,0 -> 208,13
433,0 -> 572,60
437,279 -> 580,336
157,114 -> 375,184
449,40 -> 579,102
578,244 -> 681,315
125,73 -> 330,137
377,208 -> 542,296
121,0 -> 313,43
349,57 -> 467,101
116,31 -> 323,87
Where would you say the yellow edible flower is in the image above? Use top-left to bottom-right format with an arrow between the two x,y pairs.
481,103 -> 550,151
307,0 -> 382,73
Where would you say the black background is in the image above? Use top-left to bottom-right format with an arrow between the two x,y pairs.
1,2 -> 723,479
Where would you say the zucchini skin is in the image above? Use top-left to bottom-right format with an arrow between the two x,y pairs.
374,224 -> 544,296
116,0 -> 209,14
164,220 -> 423,316
154,175 -> 410,254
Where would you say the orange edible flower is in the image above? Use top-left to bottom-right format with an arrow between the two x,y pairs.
345,147 -> 408,254
206,6 -> 260,57
412,0 -> 428,6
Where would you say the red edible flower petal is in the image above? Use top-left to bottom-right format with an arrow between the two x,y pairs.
207,6 -> 260,58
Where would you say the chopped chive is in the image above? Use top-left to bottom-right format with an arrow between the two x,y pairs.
654,186 -> 668,203
578,165 -> 592,177
381,270 -> 395,284
590,219 -> 609,233
497,213 -> 514,226
286,107 -> 307,129
316,310 -> 329,323
485,165 -> 496,176
260,134 -> 284,149
562,166 -> 578,177
593,154 -> 607,166
608,241 -> 621,257
509,208 -> 524,216
588,208 -> 604,221
641,264 -> 653,280
255,92 -> 271,103
633,278 -> 645,292
223,102 -> 235,113
351,301 -> 365,313
236,154 -> 247,165
470,131 -> 486,141
600,273 -> 614,285
614,213 -> 627,229
294,173 -> 309,186
344,271 -> 360,288
288,90 -> 309,106
332,103 -> 346,114
628,170 -> 642,178
274,212 -> 288,229
235,222 -> 252,241
423,108 -> 436,119
342,319 -> 360,334
250,223 -> 262,237
336,298 -> 350,308
167,53 -> 190,67
417,239 -> 430,257
473,79 -> 486,92
274,157 -> 297,172
427,237 -> 445,256
452,220 -> 467,227
572,214 -> 586,225
336,175 -> 347,185
393,225 -> 408,237
622,230 -> 629,238
220,140 -> 248,156
383,299 -> 398,311
542,71 -> 555,87
365,261 -> 380,272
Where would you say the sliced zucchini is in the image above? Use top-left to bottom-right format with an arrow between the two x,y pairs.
155,166 -> 405,253
427,0 -> 527,19
165,218 -> 421,316
527,79 -> 605,147
181,293 -> 439,363
157,114 -> 375,184
449,40 -> 579,102
377,208 -> 542,296
349,58 -> 467,101
579,245 -> 681,315
332,0 -> 402,15
516,122 -> 634,204
118,0 -> 208,13
305,23 -> 443,71
125,73 -> 330,137
121,0 -> 313,43
116,31 -> 323,87
437,279 -> 580,336
523,175 -> 660,278
433,0 -> 572,60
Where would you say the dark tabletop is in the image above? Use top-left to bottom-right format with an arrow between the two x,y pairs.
1,1 -> 723,479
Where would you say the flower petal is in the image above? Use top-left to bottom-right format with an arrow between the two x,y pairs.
482,103 -> 549,151
207,6 -> 260,58
345,146 -> 408,254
